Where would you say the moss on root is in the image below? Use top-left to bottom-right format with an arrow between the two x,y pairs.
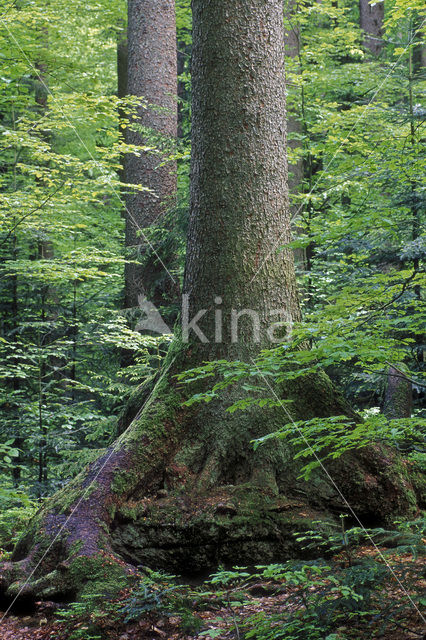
50,478 -> 100,515
65,553 -> 132,599
5,553 -> 133,601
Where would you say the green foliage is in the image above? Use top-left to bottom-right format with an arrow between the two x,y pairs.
179,354 -> 425,480
215,539 -> 423,639
0,0 -> 174,500
56,593 -> 113,640
52,518 -> 425,639
121,568 -> 202,634
283,0 -> 425,408
0,502 -> 37,558
294,515 -> 426,564
0,6 -> 424,640
253,412 -> 425,480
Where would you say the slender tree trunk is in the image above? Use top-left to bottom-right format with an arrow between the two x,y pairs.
35,52 -> 52,492
124,0 -> 178,310
177,40 -> 189,139
117,18 -> 128,192
407,41 -> 422,344
10,227 -> 21,486
359,0 -> 384,55
36,240 -> 54,494
117,22 -> 128,106
284,0 -> 305,268
383,366 -> 412,419
0,0 -> 418,605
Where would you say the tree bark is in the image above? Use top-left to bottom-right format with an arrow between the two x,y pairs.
183,0 -> 300,360
359,0 -> 384,55
284,0 -> 306,268
117,18 -> 128,192
0,0 -> 418,605
124,0 -> 178,311
383,366 -> 412,420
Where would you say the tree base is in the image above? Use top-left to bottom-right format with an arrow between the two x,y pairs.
0,344 -> 420,604
110,443 -> 419,575
111,488 -> 329,574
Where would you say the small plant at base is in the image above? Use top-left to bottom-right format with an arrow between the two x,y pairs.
293,515 -> 365,565
120,568 -> 202,634
202,567 -> 254,639
56,594 -> 106,640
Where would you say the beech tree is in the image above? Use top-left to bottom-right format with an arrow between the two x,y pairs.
0,0 -> 418,603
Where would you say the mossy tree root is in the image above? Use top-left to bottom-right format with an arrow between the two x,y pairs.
0,357 -> 188,603
0,352 -> 419,603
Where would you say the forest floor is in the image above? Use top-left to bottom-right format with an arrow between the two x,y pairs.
0,546 -> 424,640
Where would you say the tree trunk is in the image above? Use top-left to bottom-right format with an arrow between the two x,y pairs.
35,50 -> 53,495
383,366 -> 412,420
284,0 -> 306,268
359,0 -> 384,55
177,40 -> 190,140
0,0 -> 418,605
117,22 -> 128,106
117,18 -> 128,192
124,0 -> 178,311
183,0 -> 300,360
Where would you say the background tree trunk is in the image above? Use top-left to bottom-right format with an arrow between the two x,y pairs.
124,0 -> 178,311
359,0 -> 384,55
34,45 -> 54,495
284,0 -> 306,269
177,40 -> 190,140
383,366 -> 412,419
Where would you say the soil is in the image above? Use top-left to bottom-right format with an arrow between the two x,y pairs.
0,545 -> 425,640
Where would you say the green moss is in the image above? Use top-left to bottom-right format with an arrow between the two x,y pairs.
111,486 -> 333,575
68,554 -> 130,599
115,374 -> 157,436
111,469 -> 140,497
110,353 -> 190,498
115,368 -> 184,449
69,539 -> 84,555
50,475 -> 100,514
118,503 -> 148,521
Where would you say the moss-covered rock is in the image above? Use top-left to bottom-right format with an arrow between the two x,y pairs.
110,488 -> 329,574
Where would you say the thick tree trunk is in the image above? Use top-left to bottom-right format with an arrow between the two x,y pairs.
124,0 -> 178,310
184,0 -> 300,360
359,0 -> 384,55
0,0 -> 418,605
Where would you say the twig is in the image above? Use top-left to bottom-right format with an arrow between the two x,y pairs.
356,271 -> 418,328
384,362 -> 426,390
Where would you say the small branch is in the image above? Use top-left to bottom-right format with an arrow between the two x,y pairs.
356,271 -> 418,329
384,362 -> 426,390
